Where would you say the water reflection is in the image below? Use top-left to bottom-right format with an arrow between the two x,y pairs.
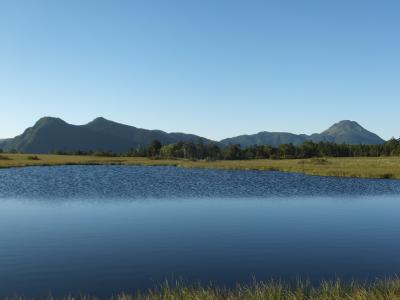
0,166 -> 400,298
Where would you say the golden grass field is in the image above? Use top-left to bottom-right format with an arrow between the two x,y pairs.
1,153 -> 400,179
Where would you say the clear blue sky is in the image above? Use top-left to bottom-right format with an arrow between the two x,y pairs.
1,0 -> 399,140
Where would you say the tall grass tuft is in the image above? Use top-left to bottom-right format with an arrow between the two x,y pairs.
4,278 -> 400,299
132,278 -> 400,300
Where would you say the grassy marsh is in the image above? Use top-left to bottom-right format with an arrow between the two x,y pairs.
0,153 -> 400,179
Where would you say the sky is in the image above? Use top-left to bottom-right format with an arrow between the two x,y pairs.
0,0 -> 399,141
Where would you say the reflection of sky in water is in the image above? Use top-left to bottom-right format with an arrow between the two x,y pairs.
0,166 -> 400,298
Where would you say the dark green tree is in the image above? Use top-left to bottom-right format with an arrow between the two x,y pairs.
298,141 -> 319,158
222,144 -> 243,160
183,142 -> 197,159
148,140 -> 162,157
206,143 -> 221,160
278,143 -> 296,159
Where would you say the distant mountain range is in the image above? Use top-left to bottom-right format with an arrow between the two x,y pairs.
0,117 -> 212,153
0,117 -> 386,153
220,120 -> 385,147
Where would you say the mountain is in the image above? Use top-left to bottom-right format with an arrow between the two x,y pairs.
221,120 -> 385,147
0,139 -> 8,150
318,120 -> 385,144
1,118 -> 386,153
220,132 -> 308,148
1,117 -> 214,153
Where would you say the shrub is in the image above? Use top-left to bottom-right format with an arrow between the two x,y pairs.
27,155 -> 40,161
380,173 -> 394,179
309,158 -> 329,165
93,151 -> 116,157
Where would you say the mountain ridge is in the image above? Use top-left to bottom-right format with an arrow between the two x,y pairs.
1,117 -> 214,153
0,118 -> 386,153
221,120 -> 385,147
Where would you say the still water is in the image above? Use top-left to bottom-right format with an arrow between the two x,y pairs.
0,166 -> 400,297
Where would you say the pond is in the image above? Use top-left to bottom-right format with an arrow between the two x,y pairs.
0,166 -> 400,298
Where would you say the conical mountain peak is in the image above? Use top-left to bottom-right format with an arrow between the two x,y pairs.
221,120 -> 385,147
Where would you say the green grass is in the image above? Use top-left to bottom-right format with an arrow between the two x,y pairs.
1,153 -> 400,179
5,279 -> 400,299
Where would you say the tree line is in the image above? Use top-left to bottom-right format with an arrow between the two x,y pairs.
2,138 -> 400,160
127,138 -> 400,160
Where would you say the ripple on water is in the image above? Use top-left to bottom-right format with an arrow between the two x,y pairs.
0,165 -> 399,200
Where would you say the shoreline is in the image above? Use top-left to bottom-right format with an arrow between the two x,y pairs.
1,153 -> 400,180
